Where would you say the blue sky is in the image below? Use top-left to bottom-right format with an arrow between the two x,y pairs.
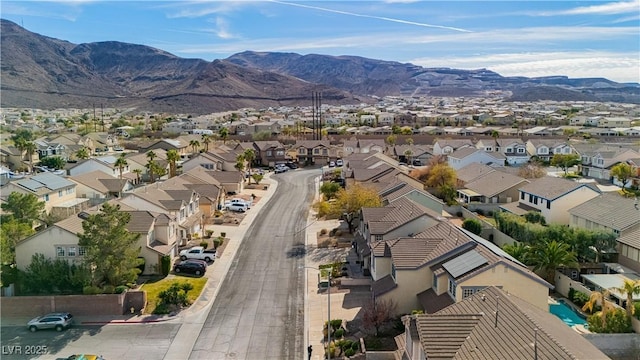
2,1 -> 639,83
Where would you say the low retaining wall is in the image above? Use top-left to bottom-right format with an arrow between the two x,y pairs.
0,292 -> 141,317
554,271 -> 592,298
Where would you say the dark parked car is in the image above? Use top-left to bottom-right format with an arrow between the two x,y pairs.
28,312 -> 74,332
174,261 -> 206,276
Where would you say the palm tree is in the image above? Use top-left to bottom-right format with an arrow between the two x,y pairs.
529,240 -> 578,284
114,153 -> 128,179
403,149 -> 413,165
189,140 -> 200,154
166,149 -> 180,178
243,148 -> 256,184
219,127 -> 229,144
502,242 -> 531,265
132,168 -> 143,184
201,134 -> 211,152
235,153 -> 245,173
76,147 -> 90,160
612,279 -> 640,318
583,288 -> 616,328
146,150 -> 157,162
24,141 -> 36,174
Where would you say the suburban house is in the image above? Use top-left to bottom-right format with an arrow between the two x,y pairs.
395,287 -> 609,360
371,222 -> 552,315
69,170 -> 134,203
15,203 -> 178,275
119,186 -> 202,244
568,193 -> 640,237
500,177 -> 601,225
178,167 -> 225,218
617,226 -> 640,273
447,147 -> 506,170
294,140 -> 333,165
432,139 -> 474,155
204,170 -> 245,196
139,138 -> 191,159
84,133 -> 119,154
0,144 -> 40,171
358,197 -> 443,276
33,139 -> 66,159
496,138 -> 530,165
454,163 -> 497,188
578,145 -> 640,183
2,172 -> 83,215
67,157 -> 124,178
392,145 -> 432,165
181,152 -> 221,172
248,141 -> 287,166
525,139 -> 574,162
457,171 -> 529,206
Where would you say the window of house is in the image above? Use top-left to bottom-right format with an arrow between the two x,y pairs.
276,150 -> 284,156
533,196 -> 538,205
529,194 -> 533,203
266,150 -> 273,156
78,247 -> 86,256
44,194 -> 49,202
66,188 -> 73,195
462,288 -> 477,299
299,149 -> 306,154
313,149 -> 320,155
520,192 -> 525,200
448,278 -> 457,298
149,229 -> 155,242
180,209 -> 185,219
433,273 -> 438,290
546,200 -> 551,209
322,149 -> 328,155
517,148 -> 525,154
59,190 -> 63,197
56,246 -> 65,257
67,247 -> 76,257
374,235 -> 383,241
391,264 -> 396,280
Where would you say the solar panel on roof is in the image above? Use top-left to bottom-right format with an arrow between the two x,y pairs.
17,179 -> 45,192
32,172 -> 74,190
442,250 -> 488,278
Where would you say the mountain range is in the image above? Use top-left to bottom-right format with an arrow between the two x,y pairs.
1,19 -> 639,115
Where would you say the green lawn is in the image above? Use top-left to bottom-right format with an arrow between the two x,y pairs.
140,276 -> 208,314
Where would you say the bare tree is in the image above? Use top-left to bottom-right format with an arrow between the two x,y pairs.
362,297 -> 397,336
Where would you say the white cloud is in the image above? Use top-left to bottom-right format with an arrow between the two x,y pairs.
540,0 -> 640,16
410,51 -> 640,83
209,16 -> 237,39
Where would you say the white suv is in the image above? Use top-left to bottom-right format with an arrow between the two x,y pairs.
226,203 -> 248,212
28,312 -> 74,332
274,164 -> 288,173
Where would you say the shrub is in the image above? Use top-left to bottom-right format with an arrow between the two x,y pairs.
568,288 -> 575,302
462,218 -> 483,235
213,237 -> 224,248
83,285 -> 102,295
102,285 -> 115,294
320,228 -> 328,235
333,328 -> 345,338
153,303 -> 170,315
220,232 -> 226,238
634,302 -> 640,320
199,241 -> 209,249
160,255 -> 171,276
344,349 -> 356,357
205,230 -> 214,238
334,230 -> 343,236
587,308 -> 632,333
351,341 -> 359,351
115,285 -> 128,294
572,292 -> 589,307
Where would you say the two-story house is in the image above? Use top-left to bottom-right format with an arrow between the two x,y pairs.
578,145 -> 640,183
525,139 -> 574,162
432,139 -> 474,156
295,140 -> 332,165
15,203 -> 178,275
120,186 -> 201,245
3,172 -> 80,214
496,138 -> 529,165
500,177 -> 601,225
252,141 -> 287,166
447,147 -> 506,170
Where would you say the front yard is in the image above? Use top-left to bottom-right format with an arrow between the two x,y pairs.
140,276 -> 207,314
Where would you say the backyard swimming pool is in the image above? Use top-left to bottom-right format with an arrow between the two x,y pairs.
550,300 -> 587,327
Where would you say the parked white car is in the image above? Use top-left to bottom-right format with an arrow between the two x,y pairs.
226,202 -> 248,212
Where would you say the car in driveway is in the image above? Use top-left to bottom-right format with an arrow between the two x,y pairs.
173,261 -> 206,276
226,202 -> 248,212
28,312 -> 74,332
274,164 -> 288,173
336,159 -> 343,166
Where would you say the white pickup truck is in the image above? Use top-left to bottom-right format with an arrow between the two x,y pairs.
225,198 -> 252,209
179,246 -> 217,262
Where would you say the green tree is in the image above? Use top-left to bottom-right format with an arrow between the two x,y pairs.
385,134 -> 397,146
610,163 -> 633,192
132,168 -> 143,184
243,148 -> 256,183
329,184 -> 382,233
166,149 -> 180,178
146,151 -> 157,183
320,182 -> 342,200
462,218 -> 482,235
529,240 -> 578,284
78,203 -> 142,287
587,308 -> 632,333
114,153 -> 128,179
189,140 -> 200,154
39,156 -> 65,170
0,219 -> 35,264
612,279 -> 640,319
234,153 -> 245,173
76,147 -> 90,160
251,174 -> 264,184
550,153 -> 581,175
219,127 -> 229,144
425,163 -> 456,188
1,192 -> 45,225
20,254 -> 90,294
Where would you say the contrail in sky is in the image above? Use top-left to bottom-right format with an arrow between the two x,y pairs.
270,0 -> 472,33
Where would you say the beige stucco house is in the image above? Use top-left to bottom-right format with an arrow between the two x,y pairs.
3,172 -> 80,214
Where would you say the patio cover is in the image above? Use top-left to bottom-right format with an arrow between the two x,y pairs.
581,273 -> 640,302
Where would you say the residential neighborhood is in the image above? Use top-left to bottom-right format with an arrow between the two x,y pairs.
1,96 -> 640,360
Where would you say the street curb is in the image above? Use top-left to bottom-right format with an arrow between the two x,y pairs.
81,318 -> 173,325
